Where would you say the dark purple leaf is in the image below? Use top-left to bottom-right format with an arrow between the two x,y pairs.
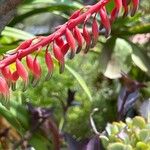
66,89 -> 76,107
85,135 -> 103,150
43,119 -> 60,150
117,72 -> 146,120
117,87 -> 139,115
27,103 -> 53,129
121,72 -> 146,93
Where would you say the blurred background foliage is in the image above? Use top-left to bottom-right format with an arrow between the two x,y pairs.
0,0 -> 150,149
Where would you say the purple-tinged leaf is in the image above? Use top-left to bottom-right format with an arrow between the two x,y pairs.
85,135 -> 103,150
117,87 -> 139,118
121,72 -> 146,93
64,133 -> 81,150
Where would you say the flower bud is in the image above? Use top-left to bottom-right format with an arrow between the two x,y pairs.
0,77 -> 9,101
53,42 -> 65,73
61,43 -> 70,56
83,24 -> 91,53
91,17 -> 99,47
16,59 -> 28,84
55,37 -> 64,48
16,39 -> 33,51
26,55 -> 34,72
74,26 -> 84,53
45,48 -> 54,80
131,0 -> 139,16
99,6 -> 111,37
65,28 -> 76,59
1,66 -> 12,81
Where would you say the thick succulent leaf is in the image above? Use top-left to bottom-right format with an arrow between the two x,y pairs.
108,143 -> 132,150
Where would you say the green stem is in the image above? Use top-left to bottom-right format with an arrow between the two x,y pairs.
112,23 -> 150,36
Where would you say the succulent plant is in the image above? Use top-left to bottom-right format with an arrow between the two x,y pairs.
100,116 -> 150,150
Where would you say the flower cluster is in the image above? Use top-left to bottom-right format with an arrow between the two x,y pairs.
0,0 -> 139,100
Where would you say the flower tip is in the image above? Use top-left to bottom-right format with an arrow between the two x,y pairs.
45,72 -> 53,81
76,46 -> 82,54
16,59 -> 28,84
68,51 -> 75,59
59,62 -> 65,74
131,0 -> 139,16
0,77 -> 10,102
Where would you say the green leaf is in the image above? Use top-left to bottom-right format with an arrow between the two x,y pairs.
65,64 -> 92,101
29,0 -> 83,8
99,38 -> 132,79
130,43 -> 150,73
1,26 -> 34,40
139,129 -> 150,142
9,101 -> 29,129
108,143 -> 132,150
136,142 -> 149,150
0,103 -> 25,134
10,2 -> 82,26
132,116 -> 146,129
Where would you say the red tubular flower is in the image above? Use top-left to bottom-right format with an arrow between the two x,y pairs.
114,0 -> 122,11
1,66 -> 12,81
0,77 -> 9,100
15,39 -> 33,51
11,71 -> 19,91
33,57 -> 41,79
92,17 -> 99,47
11,71 -> 19,82
16,59 -> 28,88
65,28 -> 76,59
83,24 -> 91,53
122,0 -> 129,17
69,9 -> 81,20
45,47 -> 54,80
0,0 -> 139,99
74,26 -> 84,54
53,42 -> 65,73
99,6 -> 111,37
110,7 -> 119,23
31,56 -> 42,87
55,37 -> 64,48
26,55 -> 34,72
110,0 -> 122,23
131,0 -> 139,16
61,43 -> 70,56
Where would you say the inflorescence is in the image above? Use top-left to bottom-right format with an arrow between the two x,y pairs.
0,0 -> 139,100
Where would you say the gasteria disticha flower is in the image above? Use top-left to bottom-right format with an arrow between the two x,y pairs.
0,0 -> 139,101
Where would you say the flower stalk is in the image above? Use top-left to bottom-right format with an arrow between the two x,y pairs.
0,0 -> 139,101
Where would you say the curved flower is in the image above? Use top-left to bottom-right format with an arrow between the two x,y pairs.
0,0 -> 139,101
